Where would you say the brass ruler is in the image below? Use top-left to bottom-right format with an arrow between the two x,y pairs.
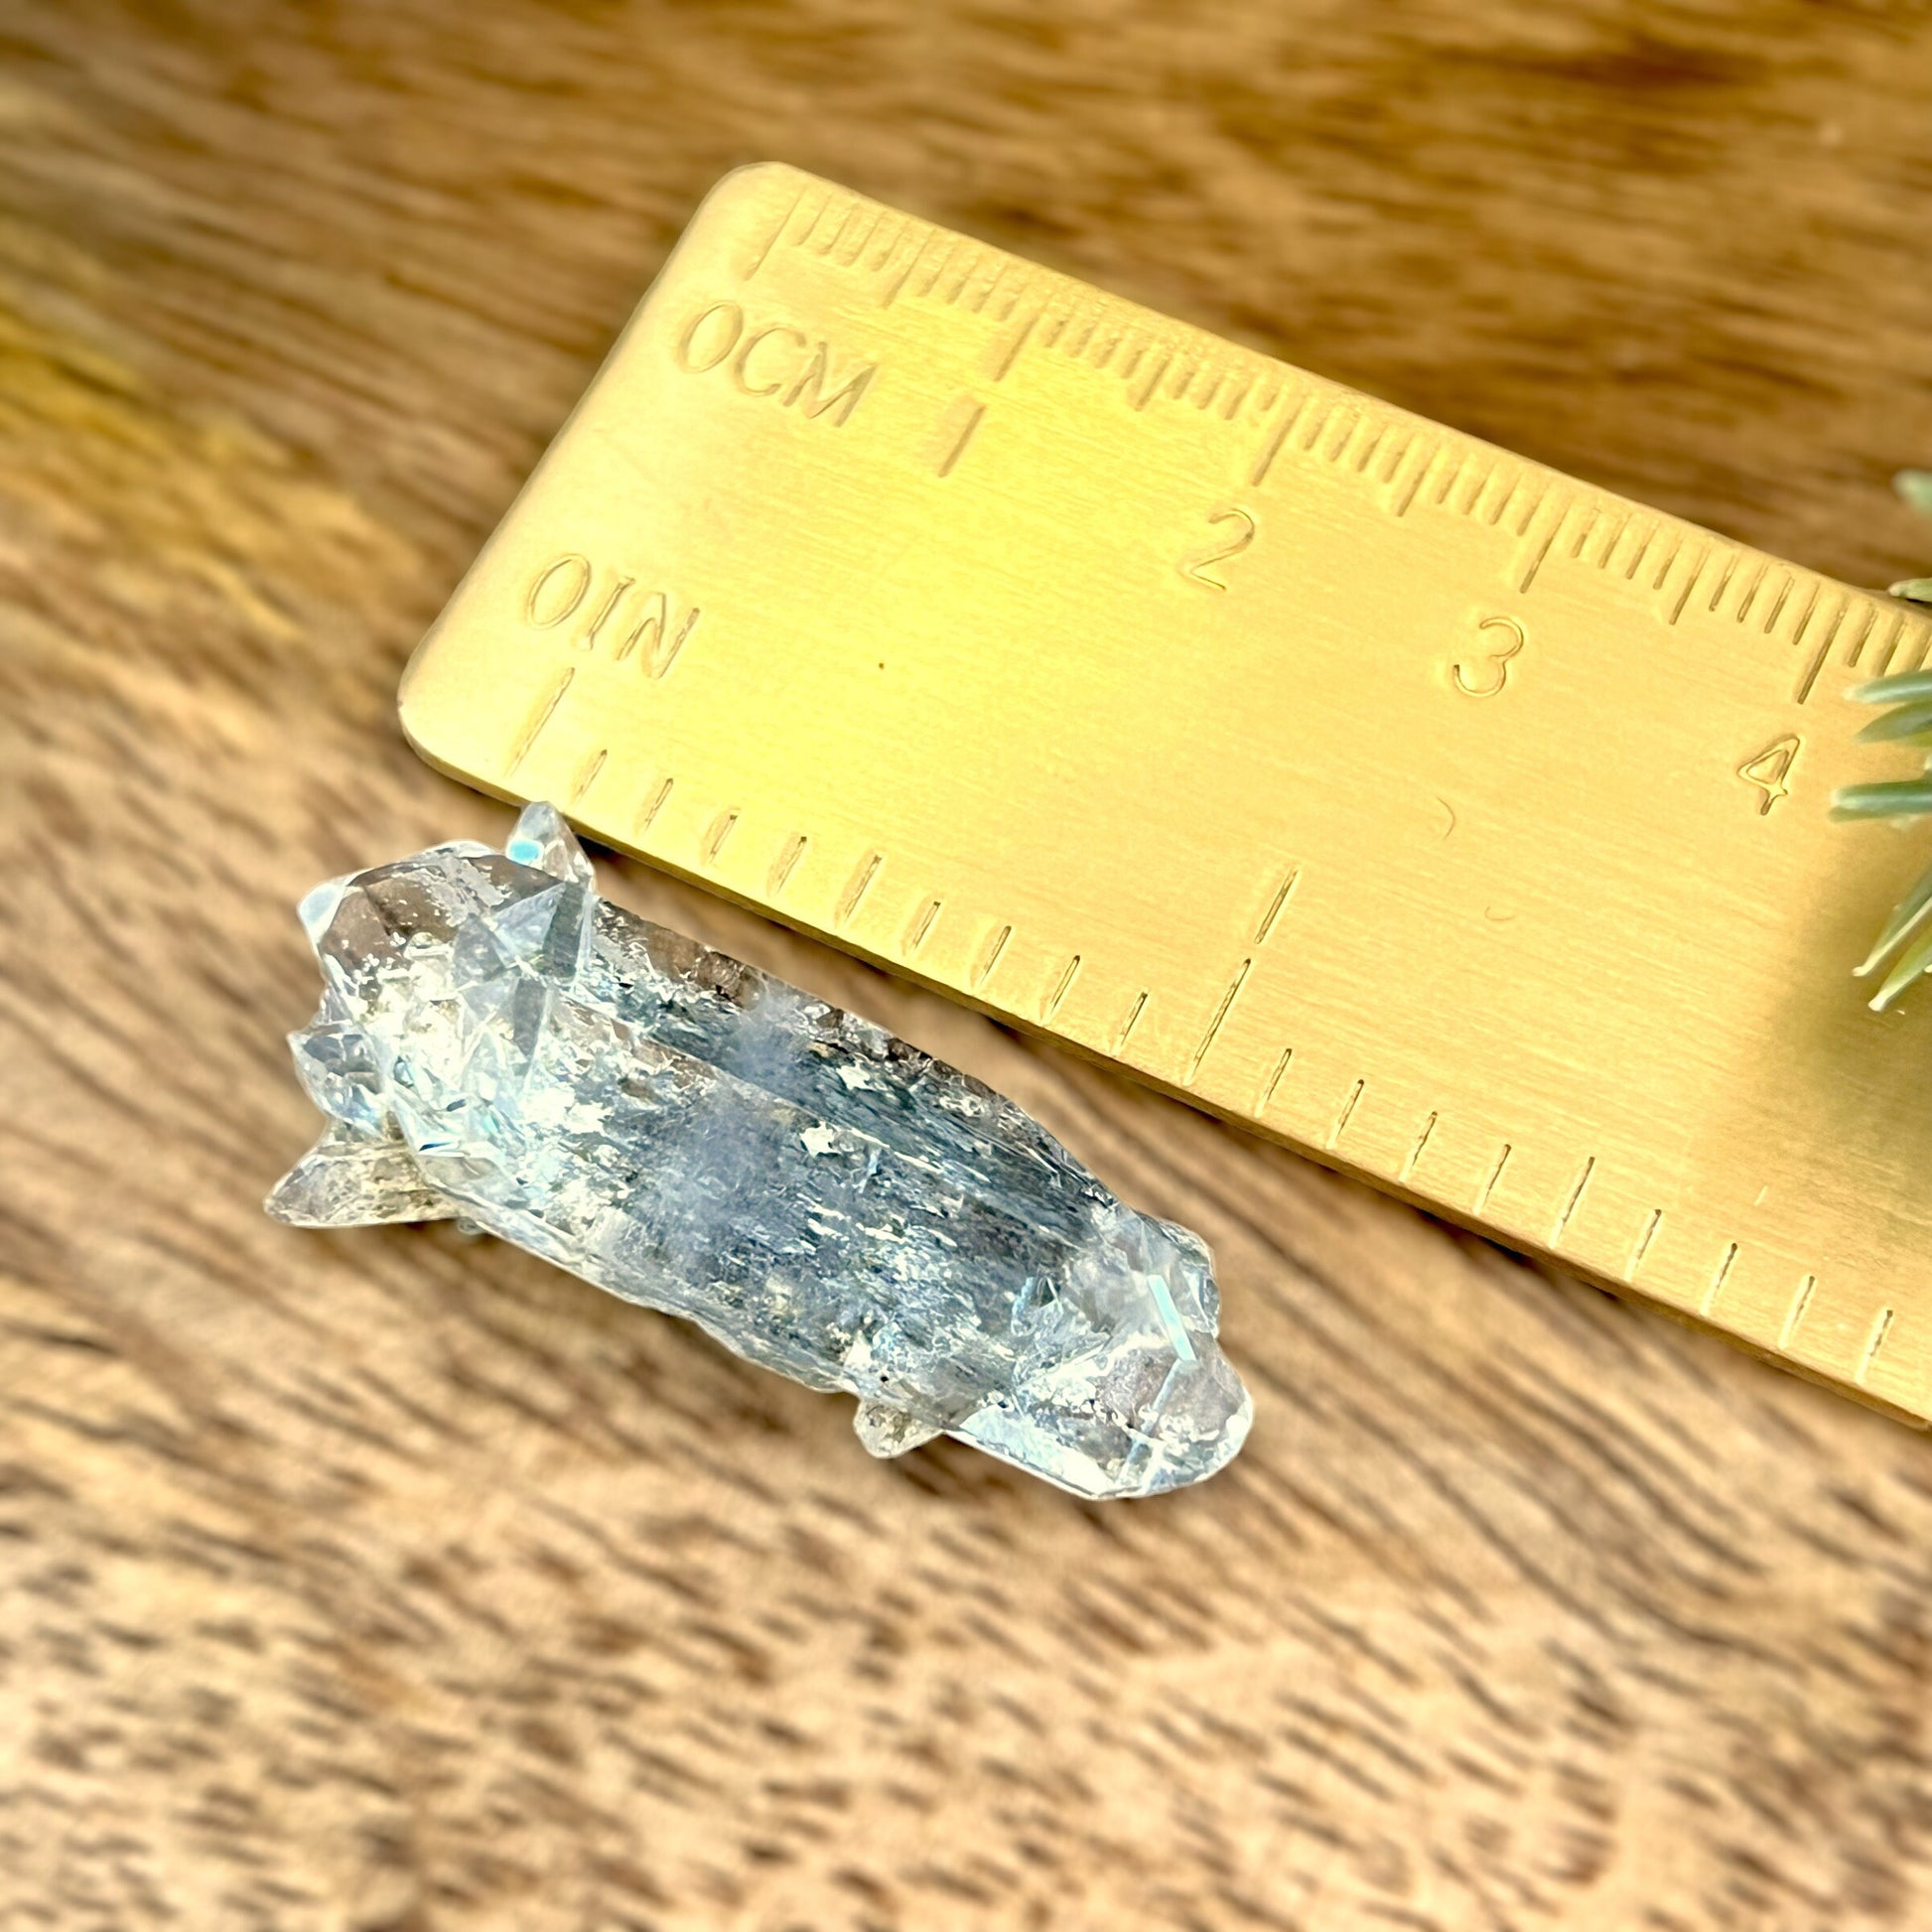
401,163 -> 1932,1424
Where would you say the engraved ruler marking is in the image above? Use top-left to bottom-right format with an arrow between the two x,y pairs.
1627,1209 -> 1664,1281
937,399 -> 986,479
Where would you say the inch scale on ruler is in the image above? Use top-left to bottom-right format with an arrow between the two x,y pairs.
401,163 -> 1932,1424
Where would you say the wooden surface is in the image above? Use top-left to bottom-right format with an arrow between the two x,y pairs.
7,4 -> 1932,1927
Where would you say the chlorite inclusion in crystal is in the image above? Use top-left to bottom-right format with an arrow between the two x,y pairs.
266,803 -> 1252,1499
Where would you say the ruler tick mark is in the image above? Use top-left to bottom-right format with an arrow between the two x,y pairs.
1400,1112 -> 1438,1181
1871,609 -> 1908,677
952,247 -> 992,305
1857,1305 -> 1896,1386
972,923 -> 1013,987
1042,953 -> 1082,1022
1794,631 -> 1834,706
1259,1046 -> 1294,1112
567,747 -> 608,803
701,810 -> 739,865
1844,602 -> 1877,667
1553,1156 -> 1596,1246
769,834 -> 808,896
840,205 -> 883,268
971,255 -> 1011,314
993,269 -> 1033,324
904,897 -> 943,956
1249,401 -> 1300,484
636,775 -> 674,836
506,667 -> 575,773
1519,524 -> 1559,595
1787,582 -> 1821,650
1706,550 -> 1740,614
1326,1078 -> 1366,1150
1701,1242 -> 1739,1315
916,237 -> 960,304
864,211 -> 904,273
1622,522 -> 1652,580
1353,419 -> 1391,473
818,199 -> 860,261
1116,989 -> 1150,1051
937,401 -> 986,479
1779,1274 -> 1817,1350
990,309 -> 1038,382
1760,572 -> 1794,634
746,181 -> 807,280
792,193 -> 828,254
1667,546 -> 1710,625
1185,959 -> 1252,1085
1133,349 -> 1174,413
1514,480 -> 1551,538
881,231 -> 930,308
1651,534 -> 1684,591
1392,445 -> 1436,518
1805,596 -> 1846,666
1732,560 -> 1769,622
1254,866 -> 1303,945
1475,1144 -> 1513,1213
1627,1207 -> 1664,1280
836,851 -> 884,926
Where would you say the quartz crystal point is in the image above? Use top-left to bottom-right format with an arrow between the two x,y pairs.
266,804 -> 1252,1499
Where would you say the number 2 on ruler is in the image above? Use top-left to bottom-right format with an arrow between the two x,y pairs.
1737,734 -> 1800,814
1179,506 -> 1257,590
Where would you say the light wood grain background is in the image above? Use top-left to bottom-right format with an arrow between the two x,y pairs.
7,4 -> 1932,1928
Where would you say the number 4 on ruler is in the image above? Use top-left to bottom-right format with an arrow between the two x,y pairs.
1737,734 -> 1801,815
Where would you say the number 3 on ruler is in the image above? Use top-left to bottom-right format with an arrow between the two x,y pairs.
1737,734 -> 1800,815
1451,615 -> 1526,697
1179,506 -> 1257,591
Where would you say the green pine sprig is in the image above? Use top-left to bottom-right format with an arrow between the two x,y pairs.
1831,469 -> 1932,1010
1833,669 -> 1932,1007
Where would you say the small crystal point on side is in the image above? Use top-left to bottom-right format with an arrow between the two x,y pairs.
505,799 -> 595,888
853,1400 -> 945,1458
267,807 -> 1255,1498
266,1122 -> 455,1228
297,875 -> 353,944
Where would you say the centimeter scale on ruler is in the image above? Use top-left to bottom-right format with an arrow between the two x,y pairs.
401,163 -> 1932,1424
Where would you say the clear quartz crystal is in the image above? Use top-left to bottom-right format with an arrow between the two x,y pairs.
267,804 -> 1252,1499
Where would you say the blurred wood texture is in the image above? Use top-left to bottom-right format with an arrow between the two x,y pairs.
7,4 -> 1932,1929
